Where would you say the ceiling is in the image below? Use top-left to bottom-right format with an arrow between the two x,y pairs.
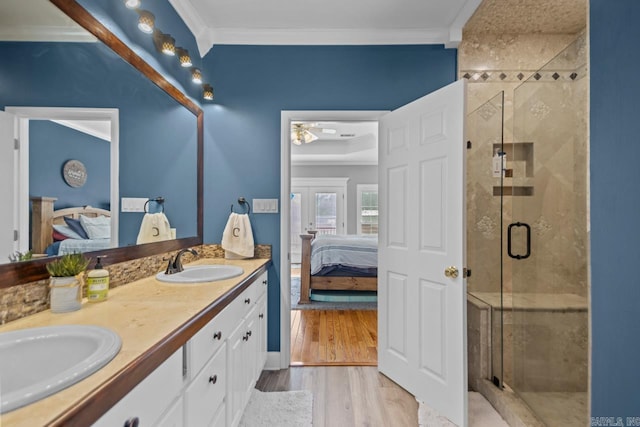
169,0 -> 483,56
0,0 -> 93,42
291,121 -> 378,166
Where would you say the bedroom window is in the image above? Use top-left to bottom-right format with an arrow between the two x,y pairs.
357,184 -> 378,235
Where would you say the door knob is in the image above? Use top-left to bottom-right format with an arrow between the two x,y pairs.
444,266 -> 459,278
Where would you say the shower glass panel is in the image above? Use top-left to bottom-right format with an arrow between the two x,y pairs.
512,33 -> 588,427
466,91 -> 505,387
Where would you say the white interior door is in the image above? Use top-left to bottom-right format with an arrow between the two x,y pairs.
378,80 -> 467,426
0,111 -> 17,262
290,187 -> 310,263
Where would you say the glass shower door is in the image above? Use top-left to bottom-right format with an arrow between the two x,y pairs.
466,91 -> 505,388
511,33 -> 589,427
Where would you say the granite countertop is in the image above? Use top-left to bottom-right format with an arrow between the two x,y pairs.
0,257 -> 271,427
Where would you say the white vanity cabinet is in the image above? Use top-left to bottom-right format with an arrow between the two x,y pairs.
91,270 -> 269,427
187,270 -> 268,427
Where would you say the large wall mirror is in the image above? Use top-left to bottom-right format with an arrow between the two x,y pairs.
0,0 -> 203,286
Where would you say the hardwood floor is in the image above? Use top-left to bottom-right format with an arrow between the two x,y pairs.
290,309 -> 377,366
256,366 -> 419,427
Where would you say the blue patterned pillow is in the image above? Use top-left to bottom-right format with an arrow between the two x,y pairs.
64,217 -> 89,239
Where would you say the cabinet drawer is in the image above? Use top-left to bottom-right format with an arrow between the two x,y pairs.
94,348 -> 183,427
189,304 -> 235,378
184,343 -> 227,427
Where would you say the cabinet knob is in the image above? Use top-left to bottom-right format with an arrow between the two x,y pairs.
244,298 -> 251,304
262,279 -> 267,285
124,417 -> 139,427
242,334 -> 249,341
209,375 -> 218,384
259,313 -> 264,319
247,330 -> 252,337
213,331 -> 222,340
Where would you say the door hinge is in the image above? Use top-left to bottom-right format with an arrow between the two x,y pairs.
463,268 -> 471,278
466,140 -> 472,149
14,138 -> 19,150
13,230 -> 19,241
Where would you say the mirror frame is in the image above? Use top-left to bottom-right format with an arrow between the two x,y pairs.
0,0 -> 204,288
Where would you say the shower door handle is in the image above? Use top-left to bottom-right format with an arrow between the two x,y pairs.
507,222 -> 531,260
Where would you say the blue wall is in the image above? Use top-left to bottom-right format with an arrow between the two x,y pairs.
29,120 -> 110,210
590,0 -> 640,419
0,41 -> 198,246
201,45 -> 457,351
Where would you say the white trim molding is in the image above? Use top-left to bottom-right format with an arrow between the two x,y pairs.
280,110 -> 387,369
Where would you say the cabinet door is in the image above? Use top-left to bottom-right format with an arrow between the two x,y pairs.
94,349 -> 183,426
226,320 -> 248,427
156,396 -> 183,427
256,293 -> 268,375
184,343 -> 227,427
244,310 -> 259,390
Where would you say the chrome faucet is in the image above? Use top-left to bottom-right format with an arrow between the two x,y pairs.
165,248 -> 198,274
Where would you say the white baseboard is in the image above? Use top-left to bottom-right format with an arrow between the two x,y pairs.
265,352 -> 282,370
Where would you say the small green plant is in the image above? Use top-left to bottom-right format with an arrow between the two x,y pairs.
46,253 -> 90,277
8,250 -> 33,262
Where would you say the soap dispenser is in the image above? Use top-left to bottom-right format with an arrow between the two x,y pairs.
87,256 -> 109,302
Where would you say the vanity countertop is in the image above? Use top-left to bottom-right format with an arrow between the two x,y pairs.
0,257 -> 271,427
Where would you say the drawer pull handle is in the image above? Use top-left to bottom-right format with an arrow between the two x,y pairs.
213,331 -> 222,340
244,298 -> 251,304
259,313 -> 264,319
209,375 -> 218,384
124,417 -> 139,427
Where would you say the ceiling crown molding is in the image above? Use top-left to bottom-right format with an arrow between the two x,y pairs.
169,0 -> 482,54
0,25 -> 96,42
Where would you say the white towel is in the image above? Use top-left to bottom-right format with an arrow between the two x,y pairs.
136,212 -> 172,244
221,212 -> 254,259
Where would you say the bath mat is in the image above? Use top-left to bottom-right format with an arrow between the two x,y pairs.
239,389 -> 313,427
291,277 -> 377,310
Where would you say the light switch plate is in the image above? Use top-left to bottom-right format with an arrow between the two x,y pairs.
253,198 -> 279,213
121,197 -> 148,212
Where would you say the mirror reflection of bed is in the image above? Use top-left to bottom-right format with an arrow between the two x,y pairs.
31,196 -> 112,257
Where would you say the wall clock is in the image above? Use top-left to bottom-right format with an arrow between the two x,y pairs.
62,160 -> 87,188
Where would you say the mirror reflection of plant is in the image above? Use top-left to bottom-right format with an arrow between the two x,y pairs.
8,251 -> 33,262
46,253 -> 90,277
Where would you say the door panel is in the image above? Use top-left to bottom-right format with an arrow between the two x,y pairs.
0,111 -> 16,261
378,80 -> 467,426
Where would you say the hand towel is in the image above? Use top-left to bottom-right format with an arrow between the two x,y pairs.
221,212 -> 254,259
136,212 -> 172,244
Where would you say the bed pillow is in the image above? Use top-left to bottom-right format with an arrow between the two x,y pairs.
64,217 -> 90,239
79,215 -> 111,239
52,229 -> 69,242
52,224 -> 85,240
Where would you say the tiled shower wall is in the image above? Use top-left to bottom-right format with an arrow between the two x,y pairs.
460,32 -> 583,295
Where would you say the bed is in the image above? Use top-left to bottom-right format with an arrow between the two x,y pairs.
298,231 -> 378,304
31,196 -> 112,257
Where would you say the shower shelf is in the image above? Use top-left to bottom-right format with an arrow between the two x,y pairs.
493,142 -> 534,196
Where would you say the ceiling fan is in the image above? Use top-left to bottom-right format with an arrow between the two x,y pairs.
291,122 -> 336,145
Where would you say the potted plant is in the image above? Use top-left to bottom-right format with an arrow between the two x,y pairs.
47,253 -> 90,313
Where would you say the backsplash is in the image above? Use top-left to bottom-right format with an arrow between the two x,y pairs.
0,244 -> 271,325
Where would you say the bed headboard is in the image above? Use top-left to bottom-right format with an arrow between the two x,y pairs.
31,196 -> 111,254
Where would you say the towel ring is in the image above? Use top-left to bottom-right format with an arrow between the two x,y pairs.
144,197 -> 165,213
231,197 -> 250,214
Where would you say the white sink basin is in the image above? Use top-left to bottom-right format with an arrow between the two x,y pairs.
156,265 -> 244,283
0,325 -> 121,413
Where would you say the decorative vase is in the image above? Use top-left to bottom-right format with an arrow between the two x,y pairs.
50,275 -> 83,313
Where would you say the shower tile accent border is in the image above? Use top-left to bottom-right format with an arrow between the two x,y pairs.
0,244 -> 271,325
